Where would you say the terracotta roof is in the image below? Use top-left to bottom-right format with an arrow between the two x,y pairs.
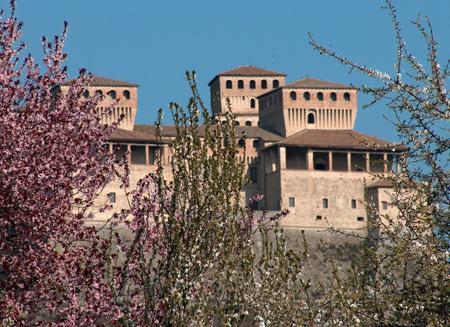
209,66 -> 286,85
62,75 -> 138,87
367,179 -> 394,188
109,128 -> 162,143
284,77 -> 355,89
134,125 -> 282,142
277,129 -> 407,151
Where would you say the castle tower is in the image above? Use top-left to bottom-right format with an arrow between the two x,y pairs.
258,78 -> 357,137
208,66 -> 286,127
61,75 -> 139,131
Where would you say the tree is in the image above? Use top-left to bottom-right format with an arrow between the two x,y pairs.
309,1 -> 449,325
0,2 -> 121,325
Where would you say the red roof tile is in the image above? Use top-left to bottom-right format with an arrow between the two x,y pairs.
109,128 -> 162,143
134,125 -> 282,142
277,129 -> 406,151
62,75 -> 138,87
284,77 -> 355,89
209,66 -> 286,85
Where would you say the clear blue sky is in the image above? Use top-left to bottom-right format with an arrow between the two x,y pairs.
15,0 -> 450,142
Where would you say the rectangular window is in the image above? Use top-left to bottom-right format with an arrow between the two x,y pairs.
382,201 -> 388,210
357,216 -> 365,222
289,197 -> 295,208
351,199 -> 357,209
316,215 -> 322,220
107,192 -> 116,203
322,198 -> 328,209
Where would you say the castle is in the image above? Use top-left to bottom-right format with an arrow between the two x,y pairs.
61,66 -> 405,229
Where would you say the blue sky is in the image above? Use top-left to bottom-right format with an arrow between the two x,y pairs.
15,0 -> 450,142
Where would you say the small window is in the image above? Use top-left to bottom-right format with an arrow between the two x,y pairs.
316,215 -> 322,220
289,197 -> 295,207
234,121 -> 240,126
250,98 -> 256,108
123,90 -> 131,99
245,121 -> 252,126
351,199 -> 357,209
272,79 -> 279,88
317,92 -> 323,101
290,91 -> 297,100
238,80 -> 244,89
382,201 -> 388,210
344,92 -> 351,101
107,192 -> 116,203
95,90 -> 103,96
238,139 -> 245,147
357,216 -> 365,222
107,90 -> 117,99
331,92 -> 337,101
83,90 -> 90,98
303,92 -> 311,101
261,80 -> 267,89
322,198 -> 328,209
250,167 -> 258,183
226,80 -> 233,89
253,140 -> 259,148
250,80 -> 256,89
307,113 -> 315,124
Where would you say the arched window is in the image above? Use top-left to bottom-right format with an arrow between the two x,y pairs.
238,139 -> 245,147
83,90 -> 90,98
226,80 -> 233,89
95,90 -> 103,96
307,113 -> 315,124
290,91 -> 297,100
107,90 -> 117,99
245,121 -> 252,126
317,92 -> 323,101
234,121 -> 240,126
331,92 -> 337,101
250,98 -> 256,108
261,80 -> 267,89
303,91 -> 311,101
272,79 -> 279,88
123,90 -> 131,99
238,80 -> 244,89
249,80 -> 256,89
344,92 -> 351,101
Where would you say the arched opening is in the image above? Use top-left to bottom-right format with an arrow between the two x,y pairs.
234,121 -> 240,126
303,91 -> 311,101
95,90 -> 103,96
226,80 -> 233,89
317,92 -> 323,101
331,92 -> 337,101
83,90 -> 90,98
107,90 -> 117,99
238,80 -> 244,89
238,139 -> 245,147
344,92 -> 351,101
307,113 -> 315,124
272,79 -> 279,88
290,91 -> 297,100
250,98 -> 256,108
123,90 -> 131,99
249,80 -> 256,89
245,121 -> 252,126
261,80 -> 267,89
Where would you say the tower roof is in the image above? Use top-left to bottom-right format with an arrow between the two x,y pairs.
274,129 -> 406,151
284,77 -> 355,90
208,66 -> 286,85
62,75 -> 139,87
